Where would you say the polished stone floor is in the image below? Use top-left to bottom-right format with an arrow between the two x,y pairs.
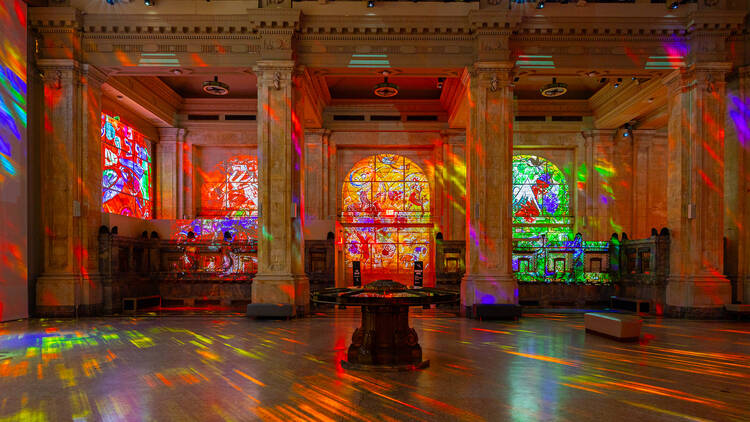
0,310 -> 749,422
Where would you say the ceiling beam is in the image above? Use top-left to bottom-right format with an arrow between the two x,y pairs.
589,75 -> 667,129
102,76 -> 182,128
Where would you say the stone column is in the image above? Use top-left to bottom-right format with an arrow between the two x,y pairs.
460,62 -> 517,315
156,128 -> 185,219
249,60 -> 309,317
726,66 -> 750,304
741,67 -> 750,304
36,61 -> 106,316
664,64 -> 732,317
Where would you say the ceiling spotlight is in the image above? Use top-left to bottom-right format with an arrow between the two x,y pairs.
203,76 -> 230,96
437,77 -> 445,89
613,77 -> 622,88
668,1 -> 678,9
599,77 -> 608,84
373,71 -> 399,98
144,0 -> 154,5
536,0 -> 545,9
622,123 -> 633,138
540,77 -> 568,98
367,0 -> 375,7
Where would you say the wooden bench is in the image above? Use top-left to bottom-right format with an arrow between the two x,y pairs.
725,304 -> 750,320
611,296 -> 650,313
585,312 -> 642,342
122,295 -> 161,313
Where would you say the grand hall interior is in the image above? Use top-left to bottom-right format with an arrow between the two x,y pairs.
0,0 -> 749,420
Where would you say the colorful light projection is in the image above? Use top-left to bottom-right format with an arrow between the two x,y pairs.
0,0 -> 28,321
200,156 -> 258,218
342,154 -> 431,284
512,154 -> 571,241
512,155 -> 610,284
101,113 -> 152,219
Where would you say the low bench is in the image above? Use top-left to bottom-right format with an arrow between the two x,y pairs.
584,312 -> 642,342
610,296 -> 650,313
725,304 -> 750,320
122,295 -> 161,313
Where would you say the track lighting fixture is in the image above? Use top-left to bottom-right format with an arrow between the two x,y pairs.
622,123 -> 633,138
437,77 -> 445,89
599,77 -> 608,84
144,0 -> 154,5
536,0 -> 545,9
367,0 -> 375,7
668,1 -> 678,9
613,78 -> 622,88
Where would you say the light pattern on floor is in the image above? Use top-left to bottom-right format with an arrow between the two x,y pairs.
0,312 -> 748,421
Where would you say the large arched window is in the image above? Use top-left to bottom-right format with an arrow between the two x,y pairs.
199,155 -> 258,217
342,154 -> 431,284
512,154 -> 571,240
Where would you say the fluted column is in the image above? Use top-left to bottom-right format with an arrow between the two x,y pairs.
36,60 -> 106,316
250,60 -> 308,316
461,62 -> 516,313
664,64 -> 732,317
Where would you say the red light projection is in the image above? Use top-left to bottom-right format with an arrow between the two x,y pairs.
199,155 -> 258,218
101,113 -> 152,219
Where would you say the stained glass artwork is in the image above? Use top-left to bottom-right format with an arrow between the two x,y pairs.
343,154 -> 429,221
101,113 -> 152,219
511,155 -> 610,284
512,155 -> 569,226
200,155 -> 258,217
342,154 -> 431,284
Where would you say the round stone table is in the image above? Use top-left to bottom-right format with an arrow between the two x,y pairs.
312,280 -> 459,371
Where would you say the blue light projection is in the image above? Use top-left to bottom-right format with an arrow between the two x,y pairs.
0,0 -> 28,321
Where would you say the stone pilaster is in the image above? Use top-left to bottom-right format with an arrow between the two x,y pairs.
36,60 -> 106,316
250,60 -> 309,316
156,128 -> 185,219
664,64 -> 732,317
632,130 -> 656,239
461,62 -> 517,313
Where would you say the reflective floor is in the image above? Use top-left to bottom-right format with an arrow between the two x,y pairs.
1,310 -> 749,421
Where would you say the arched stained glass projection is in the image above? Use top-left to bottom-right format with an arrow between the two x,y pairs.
342,154 -> 431,285
512,154 -> 572,241
199,155 -> 258,217
343,154 -> 429,219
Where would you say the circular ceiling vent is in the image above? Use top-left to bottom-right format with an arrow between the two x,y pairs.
540,78 -> 568,98
203,76 -> 230,96
373,71 -> 399,98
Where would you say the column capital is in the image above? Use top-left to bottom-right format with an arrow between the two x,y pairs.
663,63 -> 731,95
157,127 -> 186,143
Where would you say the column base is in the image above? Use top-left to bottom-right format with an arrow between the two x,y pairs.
663,305 -> 726,319
666,274 -> 731,318
460,274 -> 518,317
249,273 -> 309,317
36,273 -> 103,317
743,276 -> 750,304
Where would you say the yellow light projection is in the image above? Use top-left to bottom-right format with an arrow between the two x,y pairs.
342,154 -> 431,285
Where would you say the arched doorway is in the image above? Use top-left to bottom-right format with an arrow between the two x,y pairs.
340,154 -> 432,285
